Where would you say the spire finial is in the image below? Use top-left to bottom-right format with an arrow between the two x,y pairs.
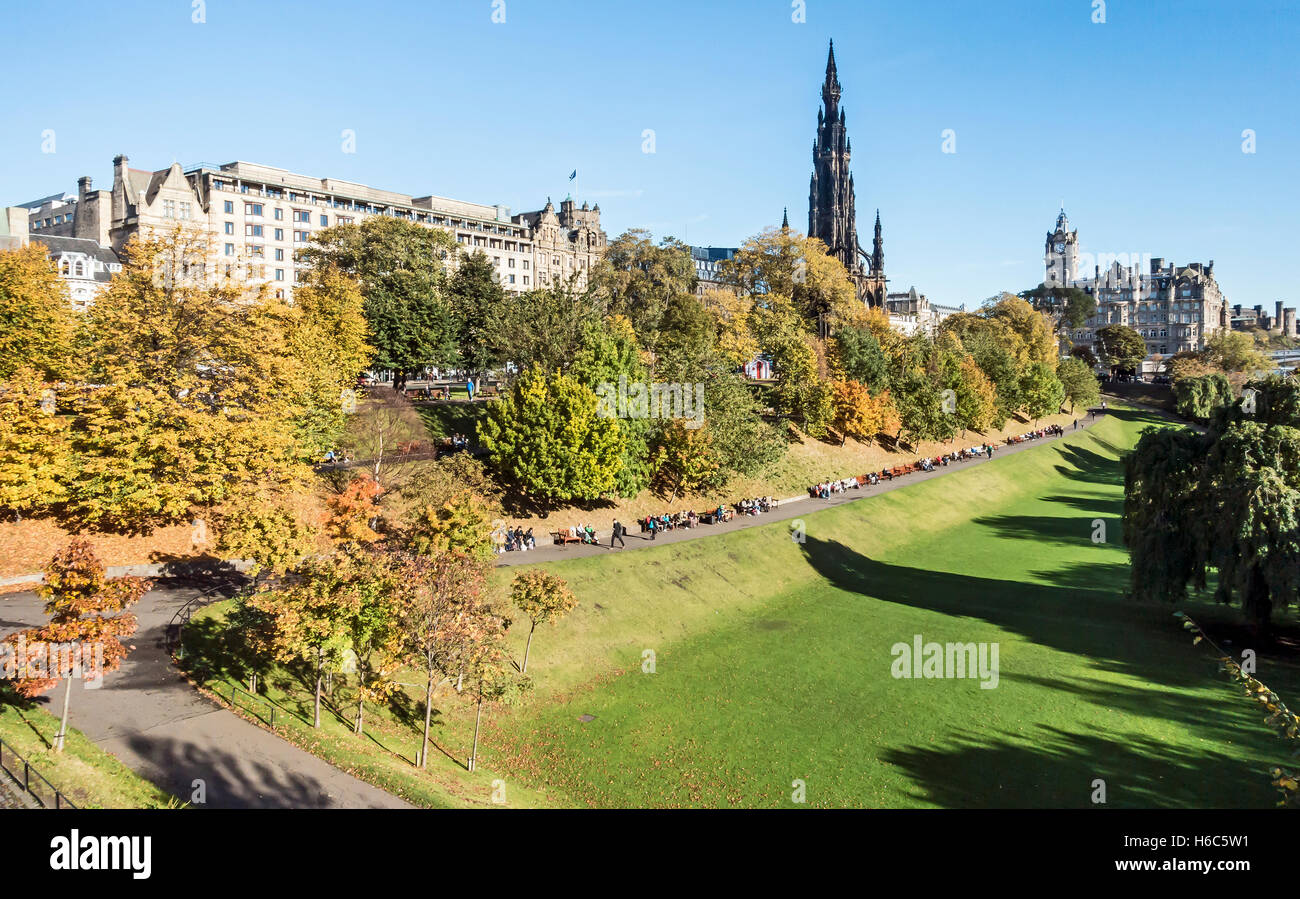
782,207 -> 790,229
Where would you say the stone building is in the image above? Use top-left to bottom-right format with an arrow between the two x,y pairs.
807,40 -> 886,306
19,155 -> 607,302
690,245 -> 737,295
884,287 -> 961,335
1043,210 -> 1229,362
1229,301 -> 1298,338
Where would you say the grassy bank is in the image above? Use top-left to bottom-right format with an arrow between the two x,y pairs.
182,407 -> 1298,808
0,700 -> 177,808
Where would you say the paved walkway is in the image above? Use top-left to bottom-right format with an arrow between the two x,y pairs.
497,416 -> 1106,567
0,584 -> 409,809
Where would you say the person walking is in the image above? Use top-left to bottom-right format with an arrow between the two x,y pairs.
1073,418 -> 1078,430
466,378 -> 475,401
1100,400 -> 1107,414
648,516 -> 657,540
611,519 -> 626,548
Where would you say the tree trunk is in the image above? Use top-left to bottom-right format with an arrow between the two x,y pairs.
313,649 -> 323,728
420,669 -> 434,769
469,690 -> 484,773
55,676 -> 73,753
522,622 -> 537,674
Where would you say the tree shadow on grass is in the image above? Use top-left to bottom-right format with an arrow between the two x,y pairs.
798,535 -> 1205,690
971,513 -> 1121,549
882,723 -> 1274,808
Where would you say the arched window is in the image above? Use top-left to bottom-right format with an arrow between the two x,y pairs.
73,261 -> 85,277
59,258 -> 71,276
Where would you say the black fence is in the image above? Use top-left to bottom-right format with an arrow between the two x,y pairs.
0,736 -> 78,809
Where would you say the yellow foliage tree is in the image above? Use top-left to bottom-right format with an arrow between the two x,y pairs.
0,243 -> 77,381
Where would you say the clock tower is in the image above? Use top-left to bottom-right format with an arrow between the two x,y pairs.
1045,208 -> 1079,285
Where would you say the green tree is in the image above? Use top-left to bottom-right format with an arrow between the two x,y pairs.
832,323 -> 890,393
1094,323 -> 1146,375
1019,361 -> 1065,424
484,278 -> 605,377
1203,330 -> 1270,375
1173,372 -> 1233,422
449,251 -> 508,374
1125,375 -> 1300,633
591,230 -> 697,366
298,217 -> 459,382
1056,356 -> 1101,412
477,369 -> 624,505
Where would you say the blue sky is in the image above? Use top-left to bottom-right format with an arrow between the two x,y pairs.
3,0 -> 1296,308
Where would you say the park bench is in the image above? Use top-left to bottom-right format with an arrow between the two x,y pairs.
551,531 -> 582,548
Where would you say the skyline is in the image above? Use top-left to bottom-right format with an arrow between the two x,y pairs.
3,0 -> 1297,308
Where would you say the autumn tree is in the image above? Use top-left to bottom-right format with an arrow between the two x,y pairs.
409,490 -> 495,560
2,541 -> 147,751
831,379 -> 897,445
69,227 -> 309,534
0,366 -> 70,519
394,551 -> 494,768
287,265 -> 373,457
653,420 -> 720,501
510,569 -> 578,674
722,227 -> 858,328
245,554 -> 361,728
0,243 -> 77,380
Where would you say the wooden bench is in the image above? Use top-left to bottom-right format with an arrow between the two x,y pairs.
551,531 -> 582,548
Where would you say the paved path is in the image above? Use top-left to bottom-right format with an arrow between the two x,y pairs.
497,416 -> 1108,567
0,583 -> 409,809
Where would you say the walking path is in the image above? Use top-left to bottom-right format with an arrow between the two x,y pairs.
0,583 -> 409,809
497,415 -> 1110,567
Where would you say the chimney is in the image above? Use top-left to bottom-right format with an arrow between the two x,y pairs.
112,154 -> 130,222
78,176 -> 91,201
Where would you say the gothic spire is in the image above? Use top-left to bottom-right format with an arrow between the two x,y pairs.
782,207 -> 790,230
872,209 -> 884,275
821,39 -> 842,110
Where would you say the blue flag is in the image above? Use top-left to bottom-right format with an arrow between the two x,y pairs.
569,170 -> 577,181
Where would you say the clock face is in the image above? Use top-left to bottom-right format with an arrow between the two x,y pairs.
1055,242 -> 1066,253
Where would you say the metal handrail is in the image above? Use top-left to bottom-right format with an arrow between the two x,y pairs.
0,736 -> 78,809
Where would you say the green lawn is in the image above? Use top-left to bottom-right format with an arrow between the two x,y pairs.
184,406 -> 1299,808
480,406 -> 1300,808
0,699 -> 177,809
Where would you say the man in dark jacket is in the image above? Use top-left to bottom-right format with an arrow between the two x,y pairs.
611,519 -> 626,548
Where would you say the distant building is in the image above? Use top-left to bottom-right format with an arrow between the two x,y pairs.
29,235 -> 121,310
884,287 -> 961,335
18,155 -> 608,302
690,245 -> 736,294
1042,210 -> 1229,363
1229,301 -> 1298,338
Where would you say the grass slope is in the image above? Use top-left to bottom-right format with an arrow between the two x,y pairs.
483,407 -> 1300,808
0,700 -> 176,808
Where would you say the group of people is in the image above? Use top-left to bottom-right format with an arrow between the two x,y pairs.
809,478 -> 861,499
918,444 -> 998,471
1005,425 -> 1064,445
320,448 -> 354,465
640,510 -> 700,536
499,525 -> 537,553
736,496 -> 774,516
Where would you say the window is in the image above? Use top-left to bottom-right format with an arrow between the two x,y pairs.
274,208 -> 284,220
249,245 -> 265,258
293,210 -> 310,223
224,200 -> 234,214
508,258 -> 515,268
508,274 -> 516,284
225,222 -> 234,234
179,202 -> 192,220
274,228 -> 284,241
74,261 -> 85,277
246,224 -> 263,237
275,269 -> 285,281
523,276 -> 529,286
294,230 -> 309,243
245,203 -> 263,216
523,260 -> 529,270
225,243 -> 235,256
163,199 -> 176,218
319,214 -> 328,226
59,258 -> 70,275
275,249 -> 284,261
